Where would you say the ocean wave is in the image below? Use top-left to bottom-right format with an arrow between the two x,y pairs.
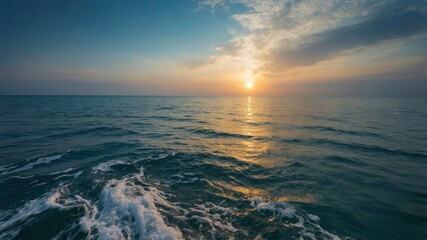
0,168 -> 183,240
250,198 -> 343,240
48,168 -> 76,175
167,172 -> 205,185
180,127 -> 253,139
150,115 -> 207,124
302,125 -> 382,138
0,154 -> 64,176
52,171 -> 82,180
174,201 -> 237,234
0,185 -> 74,239
47,126 -> 139,138
326,155 -> 368,167
92,160 -> 127,173
251,198 -> 296,218
80,174 -> 183,240
280,138 -> 427,159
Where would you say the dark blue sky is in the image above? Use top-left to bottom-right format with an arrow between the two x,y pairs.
1,0 -> 426,96
1,0 -> 236,66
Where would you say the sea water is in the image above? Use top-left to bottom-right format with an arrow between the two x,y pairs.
0,96 -> 426,239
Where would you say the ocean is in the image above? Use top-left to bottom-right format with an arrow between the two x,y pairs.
0,96 -> 426,240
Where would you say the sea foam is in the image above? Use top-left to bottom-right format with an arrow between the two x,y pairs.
0,154 -> 64,176
80,171 -> 183,240
92,160 -> 126,173
250,198 -> 342,240
0,185 -> 70,239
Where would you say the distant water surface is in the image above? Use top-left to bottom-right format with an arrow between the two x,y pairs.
0,96 -> 426,239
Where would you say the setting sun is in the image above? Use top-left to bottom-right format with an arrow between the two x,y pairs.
245,81 -> 253,89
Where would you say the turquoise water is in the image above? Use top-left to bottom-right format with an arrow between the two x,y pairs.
0,96 -> 426,240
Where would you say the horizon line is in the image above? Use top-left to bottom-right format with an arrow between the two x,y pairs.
1,94 -> 426,98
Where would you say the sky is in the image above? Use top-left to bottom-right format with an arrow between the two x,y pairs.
1,0 -> 426,96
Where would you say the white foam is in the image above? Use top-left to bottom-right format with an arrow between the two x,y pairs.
144,152 -> 176,162
82,166 -> 235,239
0,154 -> 63,176
48,168 -> 75,175
0,166 -> 186,240
52,171 -> 82,180
35,155 -> 63,165
1,161 -> 241,239
80,177 -> 183,240
0,183 -> 107,239
251,198 -> 296,218
250,198 -> 342,240
92,160 -> 126,173
3,175 -> 34,182
175,201 -> 237,234
0,185 -> 70,239
33,182 -> 47,187
308,214 -> 320,222
168,171 -> 204,185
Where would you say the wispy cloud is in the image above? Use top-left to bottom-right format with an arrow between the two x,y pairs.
271,7 -> 427,68
196,0 -> 427,86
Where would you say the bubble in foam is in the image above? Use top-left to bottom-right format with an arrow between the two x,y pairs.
80,177 -> 183,240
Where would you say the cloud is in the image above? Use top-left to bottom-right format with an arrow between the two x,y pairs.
198,0 -> 427,82
256,56 -> 427,96
272,8 -> 427,68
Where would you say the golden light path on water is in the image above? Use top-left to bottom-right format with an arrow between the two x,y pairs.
240,96 -> 269,165
197,96 -> 317,204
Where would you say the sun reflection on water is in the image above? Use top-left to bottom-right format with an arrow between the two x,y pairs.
209,180 -> 316,203
239,96 -> 271,166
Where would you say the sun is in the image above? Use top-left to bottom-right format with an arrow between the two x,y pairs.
245,81 -> 253,89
